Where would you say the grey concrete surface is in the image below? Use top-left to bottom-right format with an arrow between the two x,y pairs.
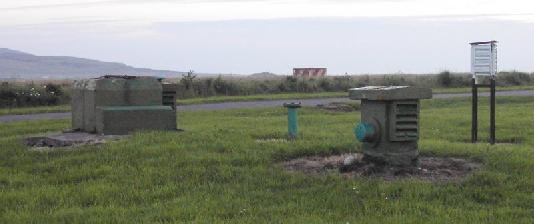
1,90 -> 534,123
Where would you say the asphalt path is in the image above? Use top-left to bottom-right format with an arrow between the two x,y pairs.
1,90 -> 533,123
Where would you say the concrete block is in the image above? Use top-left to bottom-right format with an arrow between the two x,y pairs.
95,106 -> 176,135
71,80 -> 86,130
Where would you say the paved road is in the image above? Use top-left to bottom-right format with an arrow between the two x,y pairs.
2,90 -> 534,123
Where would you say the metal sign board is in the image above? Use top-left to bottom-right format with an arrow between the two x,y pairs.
470,41 -> 497,79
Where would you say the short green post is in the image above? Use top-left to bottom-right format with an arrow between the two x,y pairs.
283,102 -> 302,140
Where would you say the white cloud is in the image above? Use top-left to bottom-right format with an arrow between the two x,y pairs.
1,0 -> 534,27
2,0 -> 534,74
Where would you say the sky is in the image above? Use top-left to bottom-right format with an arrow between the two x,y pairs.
1,0 -> 534,74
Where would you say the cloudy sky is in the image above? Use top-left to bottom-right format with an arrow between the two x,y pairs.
1,0 -> 534,74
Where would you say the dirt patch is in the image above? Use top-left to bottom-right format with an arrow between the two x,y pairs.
281,153 -> 481,183
316,102 -> 360,112
24,132 -> 127,151
256,138 -> 289,143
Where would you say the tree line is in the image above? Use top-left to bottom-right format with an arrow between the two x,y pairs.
1,71 -> 532,108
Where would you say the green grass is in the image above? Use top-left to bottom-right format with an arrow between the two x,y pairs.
176,91 -> 347,105
432,85 -> 534,94
1,96 -> 533,223
0,105 -> 71,116
177,85 -> 534,105
1,85 -> 534,116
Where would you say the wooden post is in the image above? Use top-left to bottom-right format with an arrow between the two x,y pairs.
490,78 -> 496,144
471,78 -> 478,143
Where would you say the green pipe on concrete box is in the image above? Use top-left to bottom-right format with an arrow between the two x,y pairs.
354,122 -> 376,142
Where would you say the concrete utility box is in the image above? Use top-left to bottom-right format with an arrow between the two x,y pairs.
72,76 -> 177,135
349,86 -> 432,166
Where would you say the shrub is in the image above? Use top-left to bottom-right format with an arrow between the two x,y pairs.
437,71 -> 453,87
498,71 -> 532,86
44,83 -> 64,96
0,84 -> 67,108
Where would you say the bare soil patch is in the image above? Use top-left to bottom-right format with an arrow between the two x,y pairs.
24,132 -> 127,151
256,138 -> 289,143
281,153 -> 481,183
316,102 -> 360,112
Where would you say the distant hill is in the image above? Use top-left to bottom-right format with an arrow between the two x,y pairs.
0,48 -> 186,79
248,72 -> 279,78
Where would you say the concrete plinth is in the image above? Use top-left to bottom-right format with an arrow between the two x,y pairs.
96,106 -> 176,135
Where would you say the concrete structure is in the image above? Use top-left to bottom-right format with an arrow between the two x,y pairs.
293,68 -> 327,78
72,76 -> 177,135
349,86 -> 432,166
24,132 -> 126,148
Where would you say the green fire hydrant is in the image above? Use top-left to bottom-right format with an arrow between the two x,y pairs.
283,102 -> 302,140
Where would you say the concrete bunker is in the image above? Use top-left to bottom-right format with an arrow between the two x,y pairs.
72,75 -> 178,135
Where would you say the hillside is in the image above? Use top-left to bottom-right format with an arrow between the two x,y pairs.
249,72 -> 279,78
0,48 -> 185,79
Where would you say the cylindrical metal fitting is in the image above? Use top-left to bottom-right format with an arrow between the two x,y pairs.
284,102 -> 301,140
354,122 -> 377,142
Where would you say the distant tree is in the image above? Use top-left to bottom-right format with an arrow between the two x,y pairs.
180,70 -> 197,90
333,75 -> 352,90
437,71 -> 453,87
498,71 -> 531,86
44,83 -> 63,96
213,75 -> 227,95
358,75 -> 370,87
318,78 -> 332,91
0,88 -> 17,107
285,76 -> 298,92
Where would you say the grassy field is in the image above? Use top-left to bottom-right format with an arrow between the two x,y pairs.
1,96 -> 533,223
432,85 -> 534,94
176,91 -> 346,105
177,85 -> 534,105
2,85 -> 534,117
0,105 -> 71,116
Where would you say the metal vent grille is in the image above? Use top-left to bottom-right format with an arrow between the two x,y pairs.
162,94 -> 175,109
390,102 -> 419,141
162,84 -> 177,111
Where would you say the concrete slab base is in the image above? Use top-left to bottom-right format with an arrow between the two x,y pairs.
24,132 -> 127,148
